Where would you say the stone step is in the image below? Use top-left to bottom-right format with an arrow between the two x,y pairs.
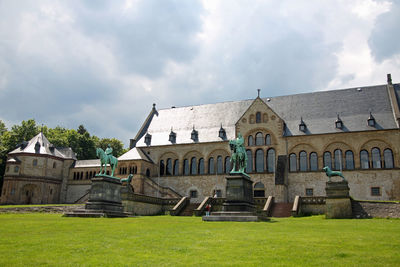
271,203 -> 293,217
203,215 -> 260,222
211,211 -> 255,216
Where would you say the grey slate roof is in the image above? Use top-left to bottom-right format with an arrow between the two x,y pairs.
9,132 -> 76,160
135,84 -> 399,147
74,159 -> 100,168
118,147 -> 153,162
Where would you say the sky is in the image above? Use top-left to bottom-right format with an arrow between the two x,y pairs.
0,0 -> 399,146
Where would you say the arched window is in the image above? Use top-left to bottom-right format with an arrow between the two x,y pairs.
173,160 -> 179,175
183,159 -> 189,175
371,148 -> 381,169
190,157 -> 197,175
345,150 -> 354,170
256,112 -> 261,123
255,149 -> 264,173
299,151 -> 307,171
248,136 -> 254,146
246,150 -> 253,173
146,169 -> 150,178
217,156 -> 223,174
159,160 -> 165,176
267,148 -> 275,173
323,152 -> 332,169
53,162 -> 56,168
360,150 -> 369,169
255,132 -> 263,146
384,149 -> 394,169
225,156 -> 231,173
265,134 -> 271,145
334,149 -> 343,170
310,152 -> 318,171
208,157 -> 215,174
289,153 -> 297,172
166,159 -> 172,175
198,158 -> 205,174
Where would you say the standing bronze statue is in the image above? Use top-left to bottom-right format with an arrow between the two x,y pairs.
229,133 -> 248,175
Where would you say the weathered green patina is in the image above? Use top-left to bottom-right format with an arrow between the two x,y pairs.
323,166 -> 347,182
121,174 -> 133,183
96,145 -> 118,177
229,133 -> 248,176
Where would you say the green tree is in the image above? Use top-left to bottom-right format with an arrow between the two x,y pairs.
1,119 -> 40,151
96,138 -> 127,158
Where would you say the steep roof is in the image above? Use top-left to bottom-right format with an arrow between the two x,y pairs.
118,147 -> 153,162
74,159 -> 100,168
135,83 -> 399,147
9,132 -> 76,160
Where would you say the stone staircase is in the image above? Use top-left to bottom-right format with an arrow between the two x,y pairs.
178,203 -> 199,216
270,203 -> 293,217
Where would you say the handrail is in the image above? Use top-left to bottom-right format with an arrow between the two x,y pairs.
263,196 -> 274,217
74,190 -> 90,204
194,196 -> 212,216
170,196 -> 189,216
292,195 -> 300,216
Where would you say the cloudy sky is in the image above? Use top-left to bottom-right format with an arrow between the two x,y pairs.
0,0 -> 399,146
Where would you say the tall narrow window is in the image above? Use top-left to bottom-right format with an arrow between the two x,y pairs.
146,169 -> 150,178
173,160 -> 179,175
217,156 -> 223,174
198,158 -> 205,174
299,151 -> 307,171
191,157 -> 197,175
225,156 -> 231,173
166,158 -> 172,175
248,136 -> 254,146
267,148 -> 275,172
255,149 -> 264,173
183,159 -> 189,175
33,159 -> 37,166
345,150 -> 354,170
256,112 -> 261,123
159,160 -> 165,176
208,157 -> 215,174
323,152 -> 332,169
289,153 -> 297,172
255,132 -> 263,146
310,152 -> 318,171
371,148 -> 381,169
334,149 -> 343,171
246,150 -> 253,173
265,134 -> 271,145
360,150 -> 369,169
384,149 -> 394,169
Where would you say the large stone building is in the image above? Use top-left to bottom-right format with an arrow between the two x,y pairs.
1,75 -> 399,205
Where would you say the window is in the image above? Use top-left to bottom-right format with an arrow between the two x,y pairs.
254,182 -> 265,197
213,189 -> 222,198
265,134 -> 271,145
255,149 -> 264,173
208,158 -> 215,174
255,132 -> 263,146
190,157 -> 197,175
371,187 -> 381,196
310,152 -> 318,171
323,152 -> 332,169
225,156 -> 231,173
190,190 -> 198,198
14,166 -> 19,173
334,149 -> 343,170
256,112 -> 261,123
289,153 -> 297,172
53,162 -> 56,169
371,148 -> 381,169
306,188 -> 314,196
246,150 -> 253,173
248,136 -> 254,146
166,158 -> 172,175
33,159 -> 37,166
299,151 -> 307,171
85,172 -> 88,179
384,149 -> 394,169
159,160 -> 165,176
198,158 -> 205,175
173,160 -> 179,175
345,150 -> 354,170
267,148 -> 275,173
217,156 -> 223,174
146,169 -> 150,178
183,159 -> 189,175
360,150 -> 369,169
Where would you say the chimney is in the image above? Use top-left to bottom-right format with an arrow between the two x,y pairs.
387,73 -> 392,85
129,139 -> 136,149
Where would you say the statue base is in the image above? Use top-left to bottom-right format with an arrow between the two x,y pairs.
64,175 -> 130,218
325,181 -> 352,219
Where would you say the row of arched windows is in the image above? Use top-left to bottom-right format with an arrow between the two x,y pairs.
119,166 -> 138,175
73,171 -> 101,180
159,156 -> 232,176
289,148 -> 394,172
248,133 -> 271,146
246,148 -> 275,173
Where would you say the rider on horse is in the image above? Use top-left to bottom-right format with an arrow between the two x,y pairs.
105,144 -> 113,164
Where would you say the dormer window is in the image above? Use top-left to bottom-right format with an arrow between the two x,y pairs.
144,133 -> 152,146
191,128 -> 198,142
368,112 -> 376,127
218,125 -> 226,140
335,115 -> 343,129
299,117 -> 306,132
169,129 -> 176,143
34,141 -> 41,153
49,144 -> 55,153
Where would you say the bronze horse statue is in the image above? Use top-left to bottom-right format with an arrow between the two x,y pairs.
96,148 -> 118,177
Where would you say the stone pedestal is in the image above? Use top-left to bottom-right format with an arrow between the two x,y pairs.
325,181 -> 352,219
64,175 -> 128,218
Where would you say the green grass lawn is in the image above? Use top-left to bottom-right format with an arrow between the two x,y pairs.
0,214 -> 399,266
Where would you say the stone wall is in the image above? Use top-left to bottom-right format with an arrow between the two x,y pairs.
65,184 -> 91,203
352,200 -> 400,218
